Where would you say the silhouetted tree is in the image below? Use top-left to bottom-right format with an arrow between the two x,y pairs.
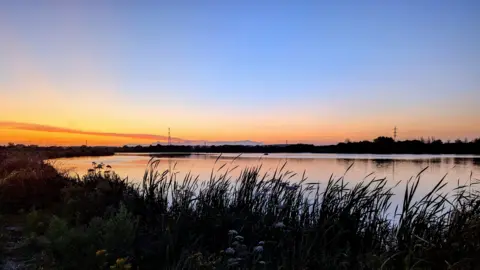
373,137 -> 395,144
431,140 -> 443,146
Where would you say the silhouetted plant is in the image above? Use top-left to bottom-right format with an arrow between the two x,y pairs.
3,152 -> 480,269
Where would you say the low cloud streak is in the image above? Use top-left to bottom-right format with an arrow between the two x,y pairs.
0,121 -> 263,146
0,121 -> 177,142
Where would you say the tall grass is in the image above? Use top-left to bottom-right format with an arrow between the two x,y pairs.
2,154 -> 480,269
97,158 -> 480,269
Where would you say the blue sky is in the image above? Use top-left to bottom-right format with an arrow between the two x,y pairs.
1,1 -> 479,145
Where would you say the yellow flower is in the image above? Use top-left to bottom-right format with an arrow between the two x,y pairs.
116,258 -> 126,265
96,249 -> 107,256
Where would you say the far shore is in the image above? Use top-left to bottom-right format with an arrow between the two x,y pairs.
2,137 -> 480,159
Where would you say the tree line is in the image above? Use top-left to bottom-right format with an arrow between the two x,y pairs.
2,136 -> 480,155
118,136 -> 480,154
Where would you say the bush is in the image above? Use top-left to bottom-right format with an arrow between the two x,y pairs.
0,153 -> 68,212
41,203 -> 137,270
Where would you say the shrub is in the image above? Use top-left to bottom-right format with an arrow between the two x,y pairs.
0,153 -> 68,212
42,203 -> 137,270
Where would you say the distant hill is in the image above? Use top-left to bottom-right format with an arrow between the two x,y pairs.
151,140 -> 263,146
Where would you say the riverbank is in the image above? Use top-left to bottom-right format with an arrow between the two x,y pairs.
0,145 -> 115,159
1,151 -> 480,269
117,136 -> 480,155
4,136 -> 480,156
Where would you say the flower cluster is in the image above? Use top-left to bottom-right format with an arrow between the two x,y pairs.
223,229 -> 267,267
96,249 -> 107,256
89,161 -> 113,174
111,257 -> 131,270
95,250 -> 131,270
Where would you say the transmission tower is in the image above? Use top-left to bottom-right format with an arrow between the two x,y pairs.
393,126 -> 398,141
168,128 -> 171,145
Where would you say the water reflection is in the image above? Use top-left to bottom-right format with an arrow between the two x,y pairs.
51,153 -> 480,205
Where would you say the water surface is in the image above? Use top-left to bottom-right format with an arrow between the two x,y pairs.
51,153 -> 480,198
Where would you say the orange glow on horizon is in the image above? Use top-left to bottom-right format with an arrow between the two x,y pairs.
1,120 -> 479,146
0,128 -> 157,146
1,3 -> 479,147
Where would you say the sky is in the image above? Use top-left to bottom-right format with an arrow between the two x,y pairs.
1,1 -> 479,146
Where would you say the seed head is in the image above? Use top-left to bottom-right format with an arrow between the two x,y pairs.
274,222 -> 286,229
225,247 -> 235,255
235,235 -> 244,241
253,246 -> 264,253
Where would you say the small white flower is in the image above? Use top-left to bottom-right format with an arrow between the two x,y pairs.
274,222 -> 286,229
235,235 -> 244,241
227,258 -> 239,266
253,246 -> 264,253
225,247 -> 235,255
258,261 -> 266,265
228,230 -> 238,236
258,241 -> 265,245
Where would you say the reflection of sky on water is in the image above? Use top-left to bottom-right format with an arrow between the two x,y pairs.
50,153 -> 480,207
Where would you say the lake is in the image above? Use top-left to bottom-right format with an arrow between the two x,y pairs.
51,153 -> 480,203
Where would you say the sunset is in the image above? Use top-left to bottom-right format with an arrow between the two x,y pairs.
1,2 -> 479,146
1,2 -> 480,269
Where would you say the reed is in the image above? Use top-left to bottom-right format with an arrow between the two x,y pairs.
1,154 -> 480,269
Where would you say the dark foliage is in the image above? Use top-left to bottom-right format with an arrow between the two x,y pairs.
117,136 -> 480,154
3,136 -> 480,155
3,153 -> 480,269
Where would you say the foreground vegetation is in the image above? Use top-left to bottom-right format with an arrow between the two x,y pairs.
1,152 -> 480,269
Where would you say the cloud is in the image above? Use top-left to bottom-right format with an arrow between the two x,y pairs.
0,121 -> 264,145
0,121 -> 179,142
